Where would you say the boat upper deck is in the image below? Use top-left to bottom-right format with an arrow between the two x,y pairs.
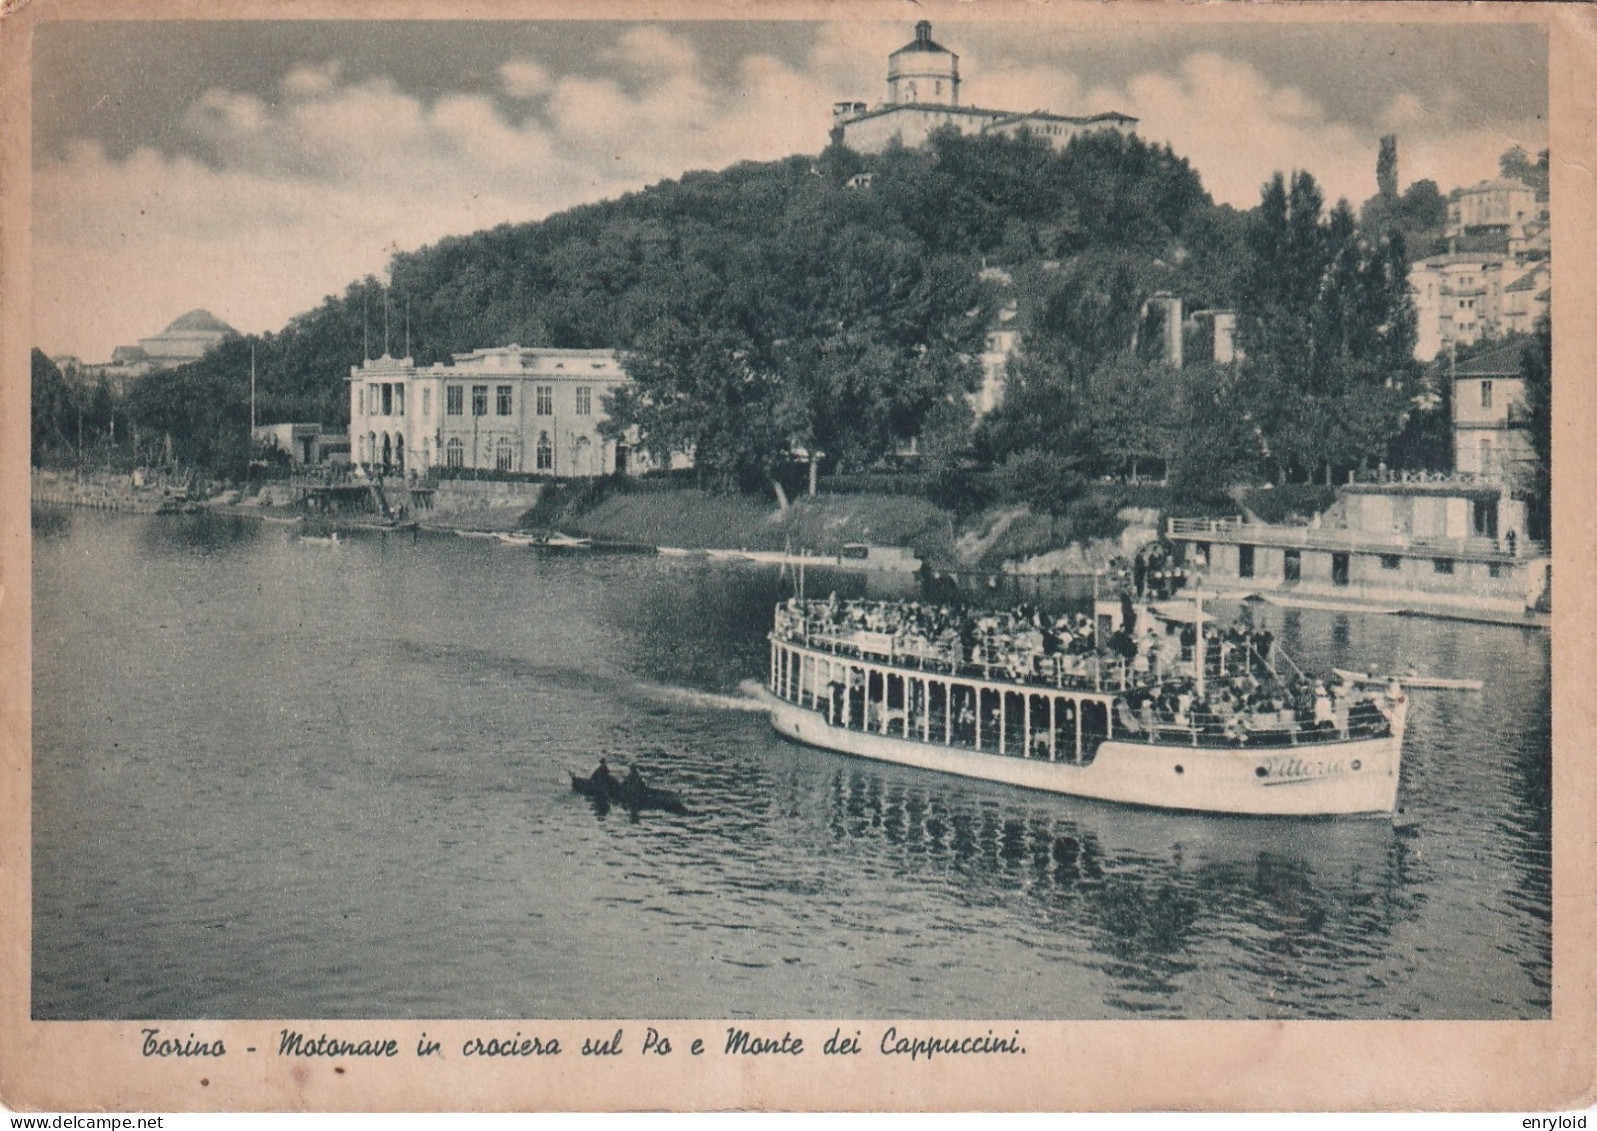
771,596 -> 1401,748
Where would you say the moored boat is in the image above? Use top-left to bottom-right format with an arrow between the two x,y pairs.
1334,667 -> 1483,692
763,595 -> 1407,817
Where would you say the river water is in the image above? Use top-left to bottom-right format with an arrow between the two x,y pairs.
31,511 -> 1551,1020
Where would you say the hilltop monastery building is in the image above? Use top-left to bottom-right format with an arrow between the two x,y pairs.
831,21 -> 1136,154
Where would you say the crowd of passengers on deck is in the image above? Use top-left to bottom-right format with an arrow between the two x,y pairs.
775,596 -> 1402,745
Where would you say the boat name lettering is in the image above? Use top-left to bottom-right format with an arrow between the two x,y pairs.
1263,757 -> 1347,783
878,1027 -> 1026,1061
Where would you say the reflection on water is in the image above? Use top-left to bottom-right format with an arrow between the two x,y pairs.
32,511 -> 1550,1019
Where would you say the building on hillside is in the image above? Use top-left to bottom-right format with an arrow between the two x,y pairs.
831,21 -> 1136,154
1408,253 -> 1549,361
1446,178 -> 1545,256
1183,309 -> 1240,365
349,344 -> 665,478
1448,344 -> 1536,482
1407,167 -> 1551,361
1499,260 -> 1551,339
973,304 -> 1019,417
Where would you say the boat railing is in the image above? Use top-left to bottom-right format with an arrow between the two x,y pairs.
1118,702 -> 1392,748
1167,515 -> 1542,562
775,622 -> 1136,693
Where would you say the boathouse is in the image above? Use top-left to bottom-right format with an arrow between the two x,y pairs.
1166,474 -> 1549,617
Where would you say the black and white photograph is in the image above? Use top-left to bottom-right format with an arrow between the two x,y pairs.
5,0 -> 1592,1113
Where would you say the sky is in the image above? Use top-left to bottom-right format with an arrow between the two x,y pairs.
32,18 -> 1548,363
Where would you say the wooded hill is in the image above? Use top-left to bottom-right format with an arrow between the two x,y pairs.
53,128 -> 1456,493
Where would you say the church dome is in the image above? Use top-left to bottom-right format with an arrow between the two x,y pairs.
888,21 -> 959,106
163,309 -> 237,335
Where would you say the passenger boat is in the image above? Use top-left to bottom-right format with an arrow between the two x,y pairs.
762,596 -> 1408,817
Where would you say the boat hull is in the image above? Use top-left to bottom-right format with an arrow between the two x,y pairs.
764,690 -> 1401,817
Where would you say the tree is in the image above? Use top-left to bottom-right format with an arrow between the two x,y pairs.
996,448 -> 1087,523
31,349 -> 75,465
1236,171 -> 1419,483
1500,146 -> 1550,195
1376,135 -> 1399,201
603,321 -> 801,492
1519,316 -> 1551,542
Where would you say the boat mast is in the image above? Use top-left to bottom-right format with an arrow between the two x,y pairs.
249,343 -> 257,434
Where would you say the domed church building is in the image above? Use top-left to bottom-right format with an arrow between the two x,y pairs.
832,21 -> 1137,154
135,309 -> 238,370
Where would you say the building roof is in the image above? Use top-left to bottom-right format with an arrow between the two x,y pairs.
1412,252 -> 1514,268
1451,344 -> 1525,377
163,308 -> 237,335
842,102 -> 1137,129
1457,178 -> 1535,195
987,109 -> 1140,127
891,21 -> 953,56
1504,268 -> 1546,294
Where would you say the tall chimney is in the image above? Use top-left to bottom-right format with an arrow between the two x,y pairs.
916,20 -> 932,47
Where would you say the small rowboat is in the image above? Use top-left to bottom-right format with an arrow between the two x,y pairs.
543,533 -> 592,550
1334,668 -> 1483,692
570,769 -> 687,815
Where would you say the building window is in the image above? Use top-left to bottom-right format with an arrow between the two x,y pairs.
497,385 -> 513,416
394,384 -> 404,416
446,438 -> 464,468
1489,562 -> 1503,579
422,387 -> 431,417
1238,545 -> 1254,579
471,385 -> 488,416
1480,380 -> 1494,409
1433,558 -> 1455,574
575,386 -> 592,416
367,384 -> 380,415
536,385 -> 553,415
1283,549 -> 1301,583
447,385 -> 463,415
1381,554 -> 1402,570
536,432 -> 553,471
496,436 -> 514,471
381,384 -> 392,415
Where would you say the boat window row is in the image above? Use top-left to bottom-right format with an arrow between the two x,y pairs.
771,641 -> 1391,753
772,641 -> 1114,763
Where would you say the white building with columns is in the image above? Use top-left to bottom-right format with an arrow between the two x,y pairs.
349,345 -> 653,477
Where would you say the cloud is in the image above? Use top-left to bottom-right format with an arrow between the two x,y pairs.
283,61 -> 342,98
1085,52 -> 1546,210
32,27 -> 1550,362
499,59 -> 550,100
32,29 -> 847,360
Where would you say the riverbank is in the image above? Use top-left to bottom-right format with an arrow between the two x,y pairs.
527,485 -> 1147,573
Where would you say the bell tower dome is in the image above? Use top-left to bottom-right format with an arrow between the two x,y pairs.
887,20 -> 959,106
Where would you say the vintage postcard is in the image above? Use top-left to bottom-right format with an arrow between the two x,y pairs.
2,0 -> 1593,1113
